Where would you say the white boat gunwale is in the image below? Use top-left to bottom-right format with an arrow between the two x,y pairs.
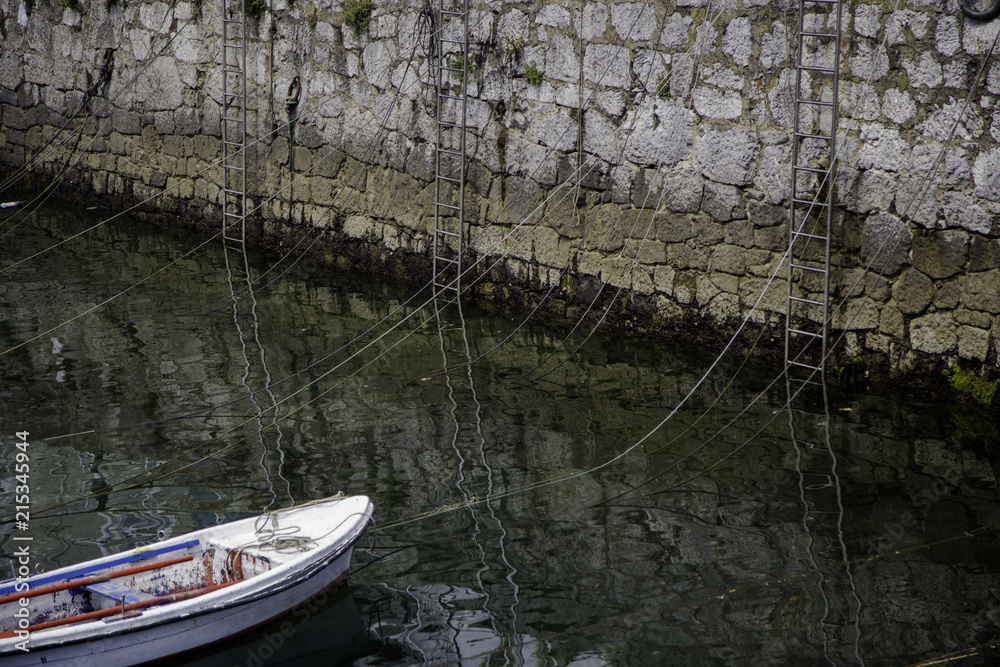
0,495 -> 373,659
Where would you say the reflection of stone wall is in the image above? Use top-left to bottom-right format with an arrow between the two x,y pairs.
3,1 -> 1000,389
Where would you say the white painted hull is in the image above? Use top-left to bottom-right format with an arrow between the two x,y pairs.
0,495 -> 373,666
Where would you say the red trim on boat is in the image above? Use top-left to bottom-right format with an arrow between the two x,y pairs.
0,580 -> 237,638
0,555 -> 194,606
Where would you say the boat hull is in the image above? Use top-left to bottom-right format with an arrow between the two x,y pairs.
0,495 -> 373,666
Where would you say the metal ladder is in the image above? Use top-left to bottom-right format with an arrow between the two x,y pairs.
432,0 -> 469,296
785,0 -> 844,386
221,0 -> 247,250
785,4 -> 864,660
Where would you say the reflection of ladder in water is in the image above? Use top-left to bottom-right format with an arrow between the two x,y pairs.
433,300 -> 524,665
225,256 -> 292,509
786,380 -> 865,665
221,0 -> 247,250
785,0 -> 844,386
432,0 -> 469,296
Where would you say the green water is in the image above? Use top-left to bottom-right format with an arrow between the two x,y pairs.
2,203 -> 999,665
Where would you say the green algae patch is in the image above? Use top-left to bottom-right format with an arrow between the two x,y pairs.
942,364 -> 999,407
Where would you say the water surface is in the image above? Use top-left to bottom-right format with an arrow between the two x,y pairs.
1,203 -> 999,665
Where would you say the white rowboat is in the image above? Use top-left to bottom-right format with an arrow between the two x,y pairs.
0,494 -> 373,666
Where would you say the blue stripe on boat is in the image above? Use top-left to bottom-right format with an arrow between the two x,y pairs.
0,539 -> 199,596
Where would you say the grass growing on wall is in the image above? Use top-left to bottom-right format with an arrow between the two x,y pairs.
343,0 -> 374,38
247,0 -> 266,19
655,73 -> 669,99
447,51 -> 478,82
525,63 -> 543,85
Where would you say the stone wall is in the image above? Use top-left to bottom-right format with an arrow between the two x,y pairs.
3,0 -> 1000,394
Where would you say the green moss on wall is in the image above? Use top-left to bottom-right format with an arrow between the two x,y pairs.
942,364 -> 999,407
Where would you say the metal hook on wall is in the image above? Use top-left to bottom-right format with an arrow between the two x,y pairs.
285,76 -> 301,119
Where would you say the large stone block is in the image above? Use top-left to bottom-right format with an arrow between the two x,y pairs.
879,302 -> 905,338
23,53 -> 52,85
858,124 -> 910,172
911,228 -> 968,280
703,180 -> 744,222
721,17 -> 752,67
747,200 -> 785,228
755,223 -> 786,252
583,44 -> 631,89
861,212 -> 911,277
709,271 -> 740,295
696,127 -> 759,186
582,109 -> 619,164
881,88 -> 916,125
611,3 -> 657,43
668,240 -> 709,271
545,34 -> 579,84
972,147 -> 1000,202
113,110 -> 141,136
891,268 -> 935,316
508,134 -> 558,185
584,204 -> 631,252
832,297 -> 880,330
692,87 -> 742,120
653,265 -> 675,294
670,52 -> 695,99
637,165 -> 702,214
902,51 -> 942,88
0,50 -> 24,91
845,169 -> 896,214
957,325 -> 991,362
661,13 -> 693,49
633,49 -> 670,94
960,271 -> 1000,314
969,237 -> 1000,272
754,143 -> 790,205
910,312 -> 957,354
361,41 -> 396,91
623,235 -> 666,264
726,219 -> 754,248
654,212 -> 694,243
135,57 -> 183,111
710,244 -> 747,276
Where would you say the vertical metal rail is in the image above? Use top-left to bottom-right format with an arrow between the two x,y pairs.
785,0 -> 843,387
432,0 -> 469,297
221,0 -> 247,250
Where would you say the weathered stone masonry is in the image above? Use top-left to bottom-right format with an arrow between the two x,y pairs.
3,0 -> 1000,396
